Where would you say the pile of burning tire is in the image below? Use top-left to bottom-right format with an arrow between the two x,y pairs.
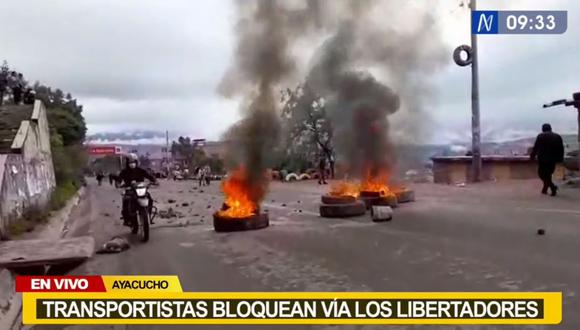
359,189 -> 415,208
319,189 -> 415,219
359,191 -> 397,209
213,213 -> 269,232
213,204 -> 269,232
319,195 -> 366,218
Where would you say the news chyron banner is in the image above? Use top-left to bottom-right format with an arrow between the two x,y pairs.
17,276 -> 562,325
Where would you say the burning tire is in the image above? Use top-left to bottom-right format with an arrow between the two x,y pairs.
319,200 -> 366,218
213,213 -> 269,232
374,194 -> 398,208
359,191 -> 381,209
395,189 -> 415,203
321,195 -> 357,205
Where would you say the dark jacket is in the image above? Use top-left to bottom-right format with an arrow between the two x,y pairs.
530,132 -> 564,163
118,167 -> 156,186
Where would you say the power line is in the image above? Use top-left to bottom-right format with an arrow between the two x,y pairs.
427,0 -> 467,30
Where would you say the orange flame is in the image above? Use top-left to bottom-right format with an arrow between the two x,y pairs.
217,168 -> 258,218
329,181 -> 360,198
328,169 -> 403,198
359,169 -> 395,197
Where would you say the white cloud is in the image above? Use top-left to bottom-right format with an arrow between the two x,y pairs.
434,0 -> 580,143
1,0 -> 578,144
84,96 -> 240,140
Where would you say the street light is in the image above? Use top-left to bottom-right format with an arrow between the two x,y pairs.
543,92 -> 580,171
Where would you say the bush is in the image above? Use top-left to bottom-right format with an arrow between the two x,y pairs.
51,129 -> 86,201
7,205 -> 50,237
23,205 -> 49,222
49,181 -> 77,210
7,220 -> 35,237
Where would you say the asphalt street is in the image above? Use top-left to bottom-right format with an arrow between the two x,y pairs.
34,178 -> 580,330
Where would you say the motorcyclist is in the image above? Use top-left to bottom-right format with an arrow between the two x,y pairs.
118,154 -> 157,225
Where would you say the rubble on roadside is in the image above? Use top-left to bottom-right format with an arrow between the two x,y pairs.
158,207 -> 184,219
96,236 -> 130,254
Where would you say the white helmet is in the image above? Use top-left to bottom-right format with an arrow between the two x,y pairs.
126,153 -> 139,166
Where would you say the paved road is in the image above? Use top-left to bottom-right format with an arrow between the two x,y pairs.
36,178 -> 580,330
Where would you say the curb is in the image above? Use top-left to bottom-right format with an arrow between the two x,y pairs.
0,186 -> 86,330
0,269 -> 20,330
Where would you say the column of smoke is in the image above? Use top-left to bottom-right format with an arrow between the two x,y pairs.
218,0 -> 447,201
306,0 -> 447,181
218,0 -> 323,205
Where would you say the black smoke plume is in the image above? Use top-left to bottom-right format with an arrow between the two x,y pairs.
220,0 -> 447,192
219,0 -> 323,203
305,0 -> 446,181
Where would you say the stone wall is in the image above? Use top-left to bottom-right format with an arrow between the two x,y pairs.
432,155 -> 565,184
0,101 -> 55,239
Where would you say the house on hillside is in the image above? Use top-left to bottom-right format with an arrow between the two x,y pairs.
145,148 -> 171,173
0,100 -> 55,238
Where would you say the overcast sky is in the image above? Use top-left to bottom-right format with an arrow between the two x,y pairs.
1,0 -> 579,145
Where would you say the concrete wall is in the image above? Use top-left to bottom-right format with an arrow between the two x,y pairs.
432,156 -> 565,184
0,100 -> 55,238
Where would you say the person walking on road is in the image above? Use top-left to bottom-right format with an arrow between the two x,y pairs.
530,123 -> 564,196
8,72 -> 23,104
318,156 -> 328,185
204,165 -> 211,186
198,166 -> 205,187
96,171 -> 104,186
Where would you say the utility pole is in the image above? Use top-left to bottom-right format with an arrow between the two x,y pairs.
577,98 -> 580,171
453,0 -> 482,182
575,96 -> 580,172
165,130 -> 170,176
470,0 -> 482,182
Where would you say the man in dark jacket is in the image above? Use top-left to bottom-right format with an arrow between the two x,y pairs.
118,156 -> 157,224
95,171 -> 104,186
108,173 -> 116,186
530,123 -> 564,196
318,156 -> 327,185
118,158 -> 157,186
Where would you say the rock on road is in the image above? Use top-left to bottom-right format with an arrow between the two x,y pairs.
35,178 -> 580,330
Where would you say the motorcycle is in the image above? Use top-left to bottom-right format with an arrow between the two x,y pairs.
122,182 -> 157,242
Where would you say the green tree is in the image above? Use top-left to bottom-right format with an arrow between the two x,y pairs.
0,61 -> 28,106
0,61 -> 9,106
281,84 -> 335,177
171,136 -> 206,171
1,62 -> 88,211
33,82 -> 87,144
46,107 -> 85,146
205,154 -> 225,174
